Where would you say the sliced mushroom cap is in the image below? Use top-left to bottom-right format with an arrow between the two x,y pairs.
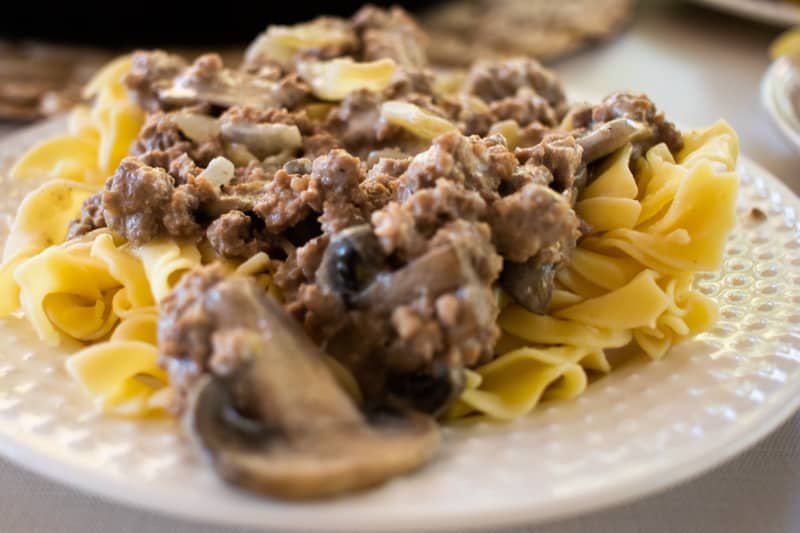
317,224 -> 479,313
190,375 -> 439,500
356,244 -> 476,313
576,118 -> 651,163
316,224 -> 385,305
182,271 -> 440,500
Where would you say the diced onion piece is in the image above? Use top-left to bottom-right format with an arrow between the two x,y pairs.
198,157 -> 235,188
174,112 -> 220,144
220,122 -> 302,160
297,58 -> 396,101
380,100 -> 458,140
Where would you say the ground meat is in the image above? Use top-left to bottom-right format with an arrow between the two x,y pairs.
490,183 -> 580,262
67,192 -> 106,238
252,168 -> 314,233
126,51 -> 310,113
397,131 -> 516,201
158,266 -> 222,396
124,51 -> 187,112
325,90 -> 389,155
446,95 -> 495,137
360,157 -> 406,211
168,153 -> 204,184
101,157 -> 220,243
429,219 -> 502,285
517,132 -> 583,195
465,58 -> 568,118
372,201 -> 424,258
230,160 -> 271,185
272,234 -> 332,311
312,150 -> 367,234
489,88 -> 559,128
404,179 -> 487,235
271,73 -> 311,110
129,111 -> 191,164
130,111 -> 224,178
303,131 -> 340,159
295,218 -> 501,410
353,5 -> 429,68
384,68 -> 436,100
567,91 -> 684,155
206,211 -> 266,259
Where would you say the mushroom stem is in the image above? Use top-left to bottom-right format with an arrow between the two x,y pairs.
577,118 -> 650,163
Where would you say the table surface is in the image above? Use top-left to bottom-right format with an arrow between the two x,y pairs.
2,2 -> 800,532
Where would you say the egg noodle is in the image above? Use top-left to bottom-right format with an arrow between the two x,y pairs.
0,57 -> 739,419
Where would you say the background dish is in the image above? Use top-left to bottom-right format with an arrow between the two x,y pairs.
0,119 -> 799,531
691,0 -> 800,26
762,56 -> 800,150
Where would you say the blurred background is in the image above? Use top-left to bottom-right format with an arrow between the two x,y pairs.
1,0 -> 800,185
0,0 -> 654,122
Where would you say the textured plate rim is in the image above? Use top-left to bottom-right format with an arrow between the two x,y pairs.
0,122 -> 799,531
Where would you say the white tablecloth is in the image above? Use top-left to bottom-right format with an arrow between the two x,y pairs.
2,2 -> 799,532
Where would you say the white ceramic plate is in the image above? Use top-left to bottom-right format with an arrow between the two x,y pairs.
691,0 -> 800,26
1,119 -> 800,531
762,56 -> 800,150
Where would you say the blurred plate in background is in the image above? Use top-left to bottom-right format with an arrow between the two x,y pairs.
762,56 -> 800,149
691,0 -> 800,26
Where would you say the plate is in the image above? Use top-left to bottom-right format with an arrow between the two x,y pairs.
690,0 -> 800,26
762,56 -> 800,150
1,119 -> 800,531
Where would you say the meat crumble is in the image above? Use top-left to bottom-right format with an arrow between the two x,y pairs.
71,5 -> 684,415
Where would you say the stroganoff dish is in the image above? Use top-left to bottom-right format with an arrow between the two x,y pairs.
0,6 -> 739,499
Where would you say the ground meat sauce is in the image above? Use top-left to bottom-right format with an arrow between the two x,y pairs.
71,6 -> 684,415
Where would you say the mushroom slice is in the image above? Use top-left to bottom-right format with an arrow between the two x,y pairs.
356,244 -> 474,313
159,69 -> 281,110
500,258 -> 556,314
316,224 -> 385,306
181,270 -> 439,500
577,118 -> 650,163
219,121 -> 302,160
317,225 -> 479,314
